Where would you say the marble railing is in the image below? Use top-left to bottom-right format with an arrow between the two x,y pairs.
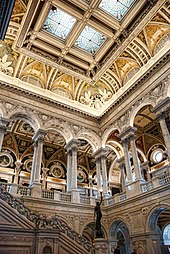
42,189 -> 54,199
158,173 -> 170,185
80,194 -> 90,204
141,181 -> 154,192
0,184 -> 95,254
18,186 -> 31,196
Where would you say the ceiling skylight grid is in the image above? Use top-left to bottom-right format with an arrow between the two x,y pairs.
99,0 -> 135,20
43,7 -> 76,40
74,26 -> 106,54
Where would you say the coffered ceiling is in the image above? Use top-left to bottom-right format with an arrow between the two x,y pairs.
1,0 -> 170,115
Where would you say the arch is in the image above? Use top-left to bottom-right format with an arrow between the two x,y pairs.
129,102 -> 155,127
8,110 -> 41,131
44,119 -> 74,144
102,127 -> 120,148
42,245 -> 52,254
109,219 -> 131,253
106,141 -> 123,158
80,220 -> 107,240
146,203 -> 170,233
77,131 -> 101,152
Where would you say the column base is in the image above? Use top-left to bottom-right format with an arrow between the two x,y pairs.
126,179 -> 145,198
71,189 -> 80,203
93,238 -> 108,254
30,182 -> 41,198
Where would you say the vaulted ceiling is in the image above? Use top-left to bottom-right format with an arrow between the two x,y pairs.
1,0 -> 170,115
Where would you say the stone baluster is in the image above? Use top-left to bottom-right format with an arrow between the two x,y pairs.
0,117 -> 9,151
30,129 -> 46,197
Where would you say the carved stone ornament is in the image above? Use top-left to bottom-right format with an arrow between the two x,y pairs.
117,111 -> 130,131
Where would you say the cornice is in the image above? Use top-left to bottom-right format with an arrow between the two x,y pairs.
0,49 -> 169,126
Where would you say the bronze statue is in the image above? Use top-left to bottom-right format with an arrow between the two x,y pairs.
94,192 -> 103,238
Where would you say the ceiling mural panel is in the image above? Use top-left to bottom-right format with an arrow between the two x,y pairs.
1,0 -> 170,114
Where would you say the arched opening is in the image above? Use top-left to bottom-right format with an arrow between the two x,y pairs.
148,207 -> 170,254
109,220 -> 131,254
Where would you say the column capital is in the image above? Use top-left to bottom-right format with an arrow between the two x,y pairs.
117,156 -> 125,166
93,147 -> 110,160
0,117 -> 10,130
65,138 -> 79,152
32,129 -> 46,142
118,126 -> 137,142
152,97 -> 170,117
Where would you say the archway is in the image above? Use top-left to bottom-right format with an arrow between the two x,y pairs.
148,206 -> 170,254
109,220 -> 131,254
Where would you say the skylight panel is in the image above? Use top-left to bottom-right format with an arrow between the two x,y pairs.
99,0 -> 135,20
43,7 -> 76,40
75,26 -> 106,54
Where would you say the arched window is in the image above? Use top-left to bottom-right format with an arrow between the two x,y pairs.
163,224 -> 170,245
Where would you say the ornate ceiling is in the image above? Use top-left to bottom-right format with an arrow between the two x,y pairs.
1,0 -> 170,115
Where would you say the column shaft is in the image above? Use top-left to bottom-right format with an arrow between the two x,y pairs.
66,150 -> 72,192
130,138 -> 142,180
159,117 -> 170,158
123,141 -> 133,183
101,156 -> 108,195
71,148 -> 77,190
96,158 -> 102,195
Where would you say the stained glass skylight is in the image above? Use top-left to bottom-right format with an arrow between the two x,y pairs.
99,0 -> 135,20
75,26 -> 106,54
43,7 -> 76,40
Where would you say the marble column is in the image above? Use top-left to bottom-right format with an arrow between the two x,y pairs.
14,161 -> 22,184
66,149 -> 72,192
94,147 -> 109,197
121,139 -> 133,183
30,129 -> 46,197
0,117 -> 9,151
101,155 -> 108,196
42,167 -> 49,189
65,139 -> 79,191
95,157 -> 102,196
152,98 -> 170,159
157,112 -> 170,159
129,135 -> 142,180
117,157 -> 126,192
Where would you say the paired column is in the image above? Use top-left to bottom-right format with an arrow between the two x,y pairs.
29,129 -> 46,191
94,147 -> 109,197
0,117 -> 9,151
65,139 -> 79,191
152,98 -> 170,159
118,127 -> 142,183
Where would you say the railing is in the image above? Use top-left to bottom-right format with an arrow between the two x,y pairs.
0,182 -> 11,192
80,194 -> 90,205
42,189 -> 54,200
60,192 -> 71,202
18,186 -> 31,196
141,181 -> 154,192
108,197 -> 115,205
158,173 -> 170,186
119,192 -> 127,202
